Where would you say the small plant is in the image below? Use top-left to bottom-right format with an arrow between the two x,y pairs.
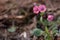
7,20 -> 17,32
31,4 -> 59,40
7,26 -> 17,32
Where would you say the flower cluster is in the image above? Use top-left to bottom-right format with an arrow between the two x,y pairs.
33,5 -> 46,14
33,4 -> 54,21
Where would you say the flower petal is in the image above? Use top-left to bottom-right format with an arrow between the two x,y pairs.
33,6 -> 39,14
39,5 -> 46,12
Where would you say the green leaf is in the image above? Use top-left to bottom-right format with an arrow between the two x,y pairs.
40,16 -> 43,23
7,26 -> 16,32
49,21 -> 57,30
56,17 -> 60,24
43,20 -> 48,26
52,30 -> 58,35
45,26 -> 49,34
32,28 -> 43,37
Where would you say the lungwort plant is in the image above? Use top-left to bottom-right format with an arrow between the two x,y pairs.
31,4 -> 59,40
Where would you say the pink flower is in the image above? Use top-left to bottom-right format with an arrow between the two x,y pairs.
39,5 -> 46,13
47,15 -> 54,21
33,6 -> 39,14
